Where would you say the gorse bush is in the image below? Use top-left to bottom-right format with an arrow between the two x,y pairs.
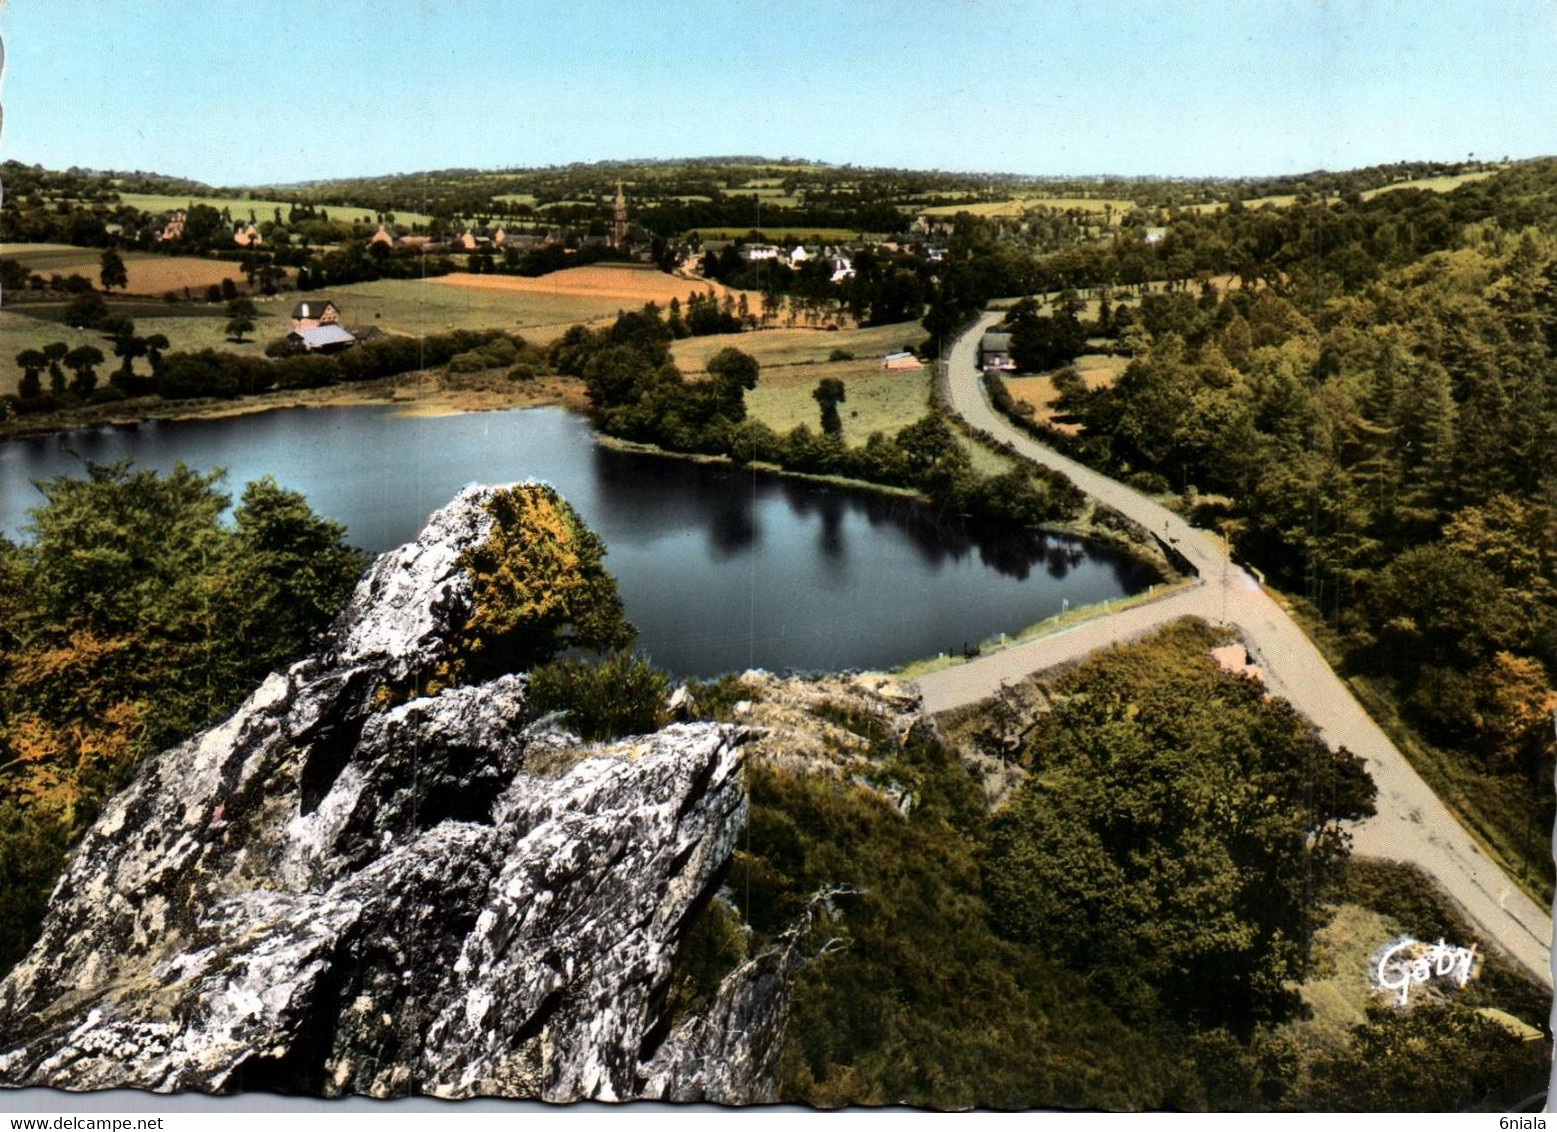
447,483 -> 636,687
527,650 -> 668,741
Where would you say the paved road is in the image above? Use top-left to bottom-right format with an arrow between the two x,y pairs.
914,313 -> 1555,985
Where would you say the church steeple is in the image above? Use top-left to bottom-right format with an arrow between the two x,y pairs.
610,181 -> 628,248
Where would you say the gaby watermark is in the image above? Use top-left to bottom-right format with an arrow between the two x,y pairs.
1369,935 -> 1480,1006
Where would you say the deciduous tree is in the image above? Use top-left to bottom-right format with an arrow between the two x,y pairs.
97,249 -> 128,292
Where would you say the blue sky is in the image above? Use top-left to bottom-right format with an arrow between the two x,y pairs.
4,0 -> 1555,185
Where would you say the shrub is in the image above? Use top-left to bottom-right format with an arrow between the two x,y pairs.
681,673 -> 764,720
63,293 -> 110,329
447,335 -> 521,373
827,348 -> 854,362
527,650 -> 668,741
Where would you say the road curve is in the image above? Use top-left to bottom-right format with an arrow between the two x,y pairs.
913,312 -> 1554,986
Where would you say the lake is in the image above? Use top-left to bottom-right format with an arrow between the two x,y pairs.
0,406 -> 1157,676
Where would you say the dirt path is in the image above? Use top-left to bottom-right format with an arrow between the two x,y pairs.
914,313 -> 1555,985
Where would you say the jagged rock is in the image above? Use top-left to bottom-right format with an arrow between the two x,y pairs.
0,485 -> 790,1103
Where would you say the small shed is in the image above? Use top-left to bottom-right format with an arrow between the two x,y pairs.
881,351 -> 921,371
979,330 -> 1014,371
288,324 -> 356,353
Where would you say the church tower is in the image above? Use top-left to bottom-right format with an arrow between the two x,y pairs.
610,182 -> 628,248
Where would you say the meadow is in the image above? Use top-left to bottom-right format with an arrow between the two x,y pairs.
918,195 -> 1137,218
113,193 -> 434,228
672,323 -> 1010,474
0,306 -> 274,396
1185,170 -> 1498,214
673,324 -> 925,445
2,244 -> 258,297
1360,169 -> 1496,199
0,265 -> 758,396
402,265 -> 750,339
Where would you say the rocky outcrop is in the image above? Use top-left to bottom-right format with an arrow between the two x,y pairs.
0,485 -> 788,1102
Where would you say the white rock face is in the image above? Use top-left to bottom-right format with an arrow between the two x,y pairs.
0,486 -> 791,1102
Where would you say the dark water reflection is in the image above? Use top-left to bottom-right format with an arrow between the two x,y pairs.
1,406 -> 1156,676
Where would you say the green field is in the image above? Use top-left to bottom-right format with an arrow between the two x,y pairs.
674,324 -> 927,446
722,188 -> 802,207
292,271 -> 704,344
919,195 -> 1137,218
114,192 -> 433,227
672,323 -> 1007,473
1186,171 -> 1498,214
1361,170 -> 1496,199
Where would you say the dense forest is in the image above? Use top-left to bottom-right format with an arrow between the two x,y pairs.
0,465 -> 367,970
985,159 -> 1557,898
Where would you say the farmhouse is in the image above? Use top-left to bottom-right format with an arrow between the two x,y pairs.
290,299 -> 341,332
158,211 -> 187,242
367,224 -> 396,249
742,244 -> 780,262
232,223 -> 263,248
881,351 -> 921,371
979,330 -> 1015,371
287,325 -> 357,353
